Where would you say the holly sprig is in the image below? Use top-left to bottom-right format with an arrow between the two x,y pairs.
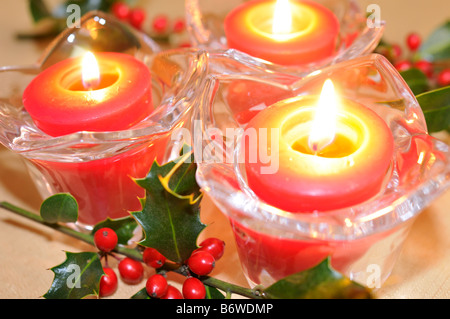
375,21 -> 450,133
0,150 -> 372,299
22,0 -> 189,47
376,21 -> 450,92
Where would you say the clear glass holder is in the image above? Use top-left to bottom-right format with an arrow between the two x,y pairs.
185,0 -> 385,76
191,52 -> 450,288
0,11 -> 209,228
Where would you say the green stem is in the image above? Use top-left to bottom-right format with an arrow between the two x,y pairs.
0,201 -> 144,261
0,201 -> 261,299
0,201 -> 94,245
202,276 -> 264,299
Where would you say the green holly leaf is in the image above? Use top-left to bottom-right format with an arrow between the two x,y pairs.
91,216 -> 139,246
418,20 -> 450,61
43,251 -> 104,299
131,288 -> 152,299
400,68 -> 429,95
28,0 -> 51,23
416,85 -> 450,132
263,258 -> 373,299
205,286 -> 226,299
132,152 -> 204,264
40,193 -> 78,224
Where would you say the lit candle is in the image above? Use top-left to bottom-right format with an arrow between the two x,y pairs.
234,79 -> 395,284
23,51 -> 152,136
243,79 -> 394,212
224,0 -> 340,65
22,52 -> 156,225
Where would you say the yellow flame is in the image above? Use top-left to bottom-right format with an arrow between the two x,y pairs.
81,51 -> 100,90
308,79 -> 339,153
272,0 -> 292,35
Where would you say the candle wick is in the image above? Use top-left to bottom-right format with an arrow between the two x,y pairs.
311,143 -> 319,156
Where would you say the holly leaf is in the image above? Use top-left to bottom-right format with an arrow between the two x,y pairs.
131,288 -> 151,299
400,68 -> 429,95
43,251 -> 104,299
263,258 -> 373,299
205,286 -> 226,299
40,193 -> 78,224
418,20 -> 450,61
416,85 -> 450,132
91,216 -> 139,246
28,0 -> 51,23
131,152 -> 204,263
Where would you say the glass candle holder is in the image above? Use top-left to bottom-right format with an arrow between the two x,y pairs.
0,11 -> 209,228
185,0 -> 384,76
192,52 -> 450,288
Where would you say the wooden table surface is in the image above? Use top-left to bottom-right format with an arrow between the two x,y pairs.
0,0 -> 448,299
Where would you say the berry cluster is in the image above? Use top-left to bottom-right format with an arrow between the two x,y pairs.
144,237 -> 225,299
379,32 -> 450,88
110,2 -> 187,38
93,227 -> 225,299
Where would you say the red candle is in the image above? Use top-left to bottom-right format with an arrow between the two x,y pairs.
23,52 -> 152,136
22,52 -> 156,225
224,0 -> 340,65
234,79 -> 395,284
243,79 -> 394,212
230,219 -> 387,284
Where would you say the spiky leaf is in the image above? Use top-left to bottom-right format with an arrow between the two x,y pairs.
43,251 -> 104,299
263,258 -> 373,299
132,152 -> 204,263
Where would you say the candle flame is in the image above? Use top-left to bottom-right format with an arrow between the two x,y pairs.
272,0 -> 292,35
81,51 -> 100,90
308,79 -> 339,153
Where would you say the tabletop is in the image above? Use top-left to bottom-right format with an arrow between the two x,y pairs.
0,0 -> 449,299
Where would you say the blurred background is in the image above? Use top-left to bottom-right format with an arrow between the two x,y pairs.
1,0 -> 449,65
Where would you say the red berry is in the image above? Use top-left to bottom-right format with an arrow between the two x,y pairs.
406,33 -> 421,51
129,8 -> 146,30
198,237 -> 225,260
152,14 -> 169,34
99,267 -> 118,297
173,18 -> 185,33
391,43 -> 402,61
111,2 -> 130,21
143,247 -> 166,268
178,42 -> 192,48
182,277 -> 206,299
94,227 -> 118,253
394,60 -> 412,72
145,274 -> 168,298
187,250 -> 215,276
437,69 -> 450,87
414,60 -> 434,78
118,257 -> 144,284
161,285 -> 183,299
